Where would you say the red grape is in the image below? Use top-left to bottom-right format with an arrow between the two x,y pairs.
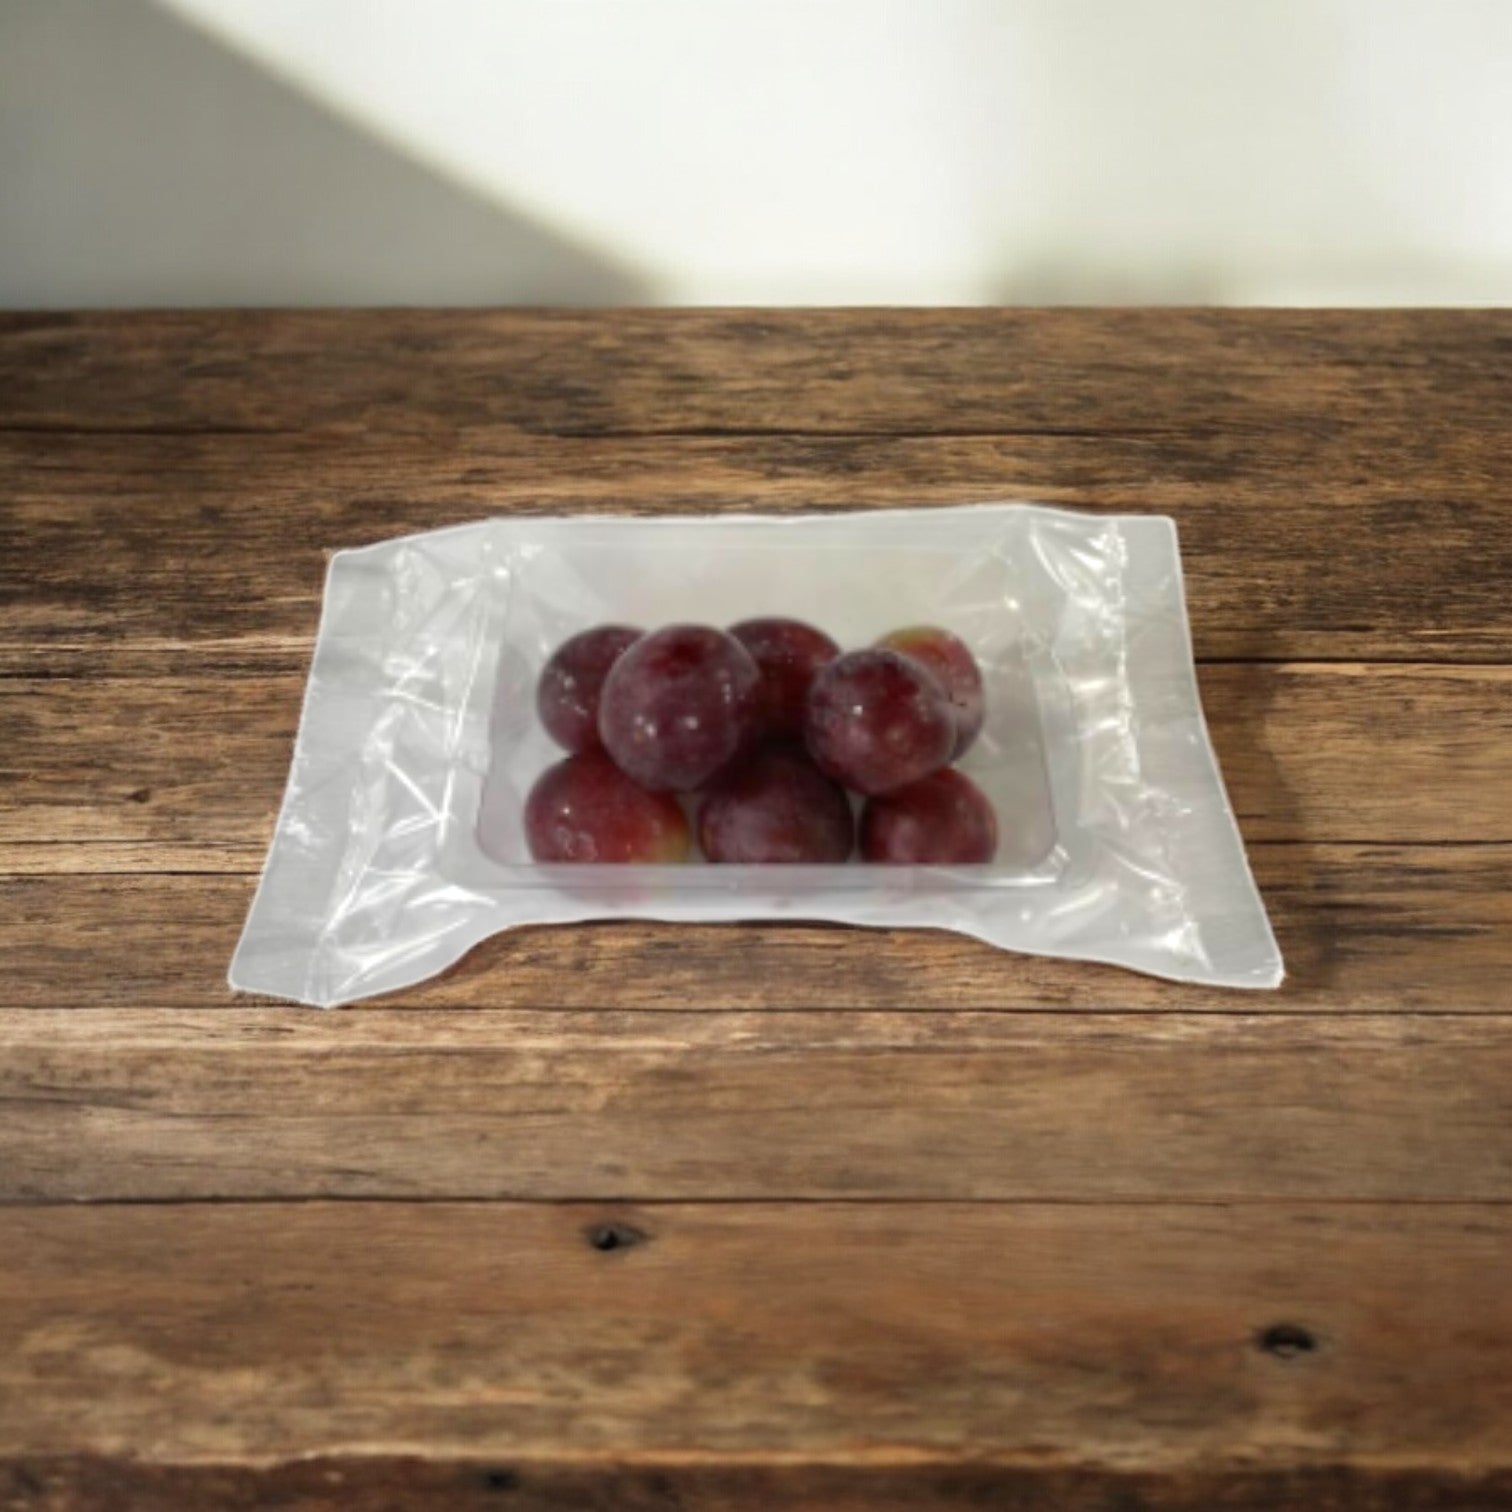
729,617 -> 840,738
804,648 -> 954,795
860,768 -> 998,864
536,625 -> 642,752
875,625 -> 985,757
524,749 -> 690,862
598,624 -> 761,791
698,743 -> 854,863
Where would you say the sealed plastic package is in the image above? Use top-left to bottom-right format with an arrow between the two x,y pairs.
230,505 -> 1283,1005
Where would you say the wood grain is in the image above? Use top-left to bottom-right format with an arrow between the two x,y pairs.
4,310 -> 1511,1502
3,845 -> 1507,1011
4,666 -> 1508,864
4,1201 -> 1511,1468
3,424 -> 1510,670
4,309 -> 1509,436
4,1010 -> 1510,1202
8,1458 -> 1511,1512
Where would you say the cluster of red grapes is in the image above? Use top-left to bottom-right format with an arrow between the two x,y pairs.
522,618 -> 998,865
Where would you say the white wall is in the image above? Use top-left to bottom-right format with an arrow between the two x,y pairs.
4,0 -> 1511,305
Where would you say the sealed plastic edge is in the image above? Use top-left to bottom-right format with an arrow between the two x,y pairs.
227,548 -> 352,1004
1115,517 -> 1285,988
225,533 -> 486,1005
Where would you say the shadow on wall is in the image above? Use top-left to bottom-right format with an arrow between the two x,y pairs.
0,0 -> 654,307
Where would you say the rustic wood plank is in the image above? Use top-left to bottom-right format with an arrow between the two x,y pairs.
4,309 -> 1509,1502
3,309 -> 1508,436
8,1457 -> 1511,1512
2,666 -> 1507,859
4,1201 -> 1511,1469
0,842 -> 254,875
2,844 -> 1506,1011
4,1010 -> 1511,1201
3,425 -> 1510,669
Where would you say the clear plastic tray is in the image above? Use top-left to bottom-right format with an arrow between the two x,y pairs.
231,504 -> 1283,1005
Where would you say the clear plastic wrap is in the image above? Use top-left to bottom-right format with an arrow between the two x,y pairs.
230,504 -> 1283,1005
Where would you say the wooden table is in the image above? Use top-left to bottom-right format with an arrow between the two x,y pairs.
2,310 -> 1510,1510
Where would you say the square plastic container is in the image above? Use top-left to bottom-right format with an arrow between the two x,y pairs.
231,504 -> 1283,1005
